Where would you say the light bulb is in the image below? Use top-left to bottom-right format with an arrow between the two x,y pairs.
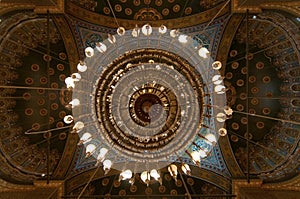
142,24 -> 152,36
95,42 -> 107,53
63,115 -> 73,124
216,112 -> 227,122
69,98 -> 80,107
73,121 -> 84,132
212,75 -> 223,85
159,25 -> 167,34
150,169 -> 160,180
181,164 -> 191,175
218,128 -> 227,136
108,34 -> 116,43
85,144 -> 96,157
178,34 -> 188,43
198,47 -> 209,58
141,171 -> 150,184
224,106 -> 233,116
212,61 -> 222,70
77,61 -> 87,72
190,151 -> 201,165
170,29 -> 178,37
199,149 -> 208,158
205,133 -> 216,145
120,169 -> 132,180
65,77 -> 75,88
168,164 -> 178,179
71,73 -> 81,81
214,85 -> 226,94
97,148 -> 108,162
132,25 -> 140,37
80,132 -> 92,144
85,47 -> 94,57
117,27 -> 125,36
103,159 -> 112,174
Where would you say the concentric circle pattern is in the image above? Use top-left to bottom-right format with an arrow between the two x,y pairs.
72,27 -> 226,172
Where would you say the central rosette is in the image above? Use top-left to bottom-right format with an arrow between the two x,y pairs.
129,83 -> 178,127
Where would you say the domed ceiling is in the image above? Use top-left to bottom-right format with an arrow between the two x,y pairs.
0,0 -> 300,198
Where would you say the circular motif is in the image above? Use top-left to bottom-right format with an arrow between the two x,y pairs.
49,93 -> 57,100
249,75 -> 256,83
176,179 -> 182,187
25,77 -> 34,85
170,189 -> 177,195
119,189 -> 126,196
43,54 -> 52,62
102,178 -> 109,186
185,7 -> 192,15
59,74 -> 66,82
249,109 -> 256,115
239,93 -> 247,100
162,8 -> 169,16
241,117 -> 247,124
251,87 -> 259,94
187,177 -> 194,185
25,108 -> 33,116
32,123 -> 40,131
236,104 -> 244,111
51,82 -> 59,88
225,72 -> 233,80
120,0 -> 127,2
130,185 -> 137,193
40,76 -> 47,84
125,8 -> 132,15
231,135 -> 239,142
246,53 -> 253,60
113,180 -> 121,188
230,50 -> 237,57
231,62 -> 239,69
158,185 -> 166,193
115,4 -> 122,12
56,121 -> 64,128
155,0 -> 162,6
231,122 -> 239,130
23,92 -> 31,100
31,64 -> 39,71
256,121 -> 264,129
244,132 -> 253,139
241,67 -> 247,75
133,0 -> 141,6
251,98 -> 259,105
103,7 -> 110,15
256,62 -> 264,69
39,108 -> 48,116
59,52 -> 67,60
51,103 -> 59,110
37,89 -> 45,94
59,111 -> 66,119
38,98 -> 45,105
168,0 -> 175,3
236,79 -> 244,87
59,132 -> 67,140
57,64 -> 64,71
262,76 -> 271,83
262,107 -> 271,115
145,187 -> 152,195
173,4 -> 180,12
49,68 -> 55,75
49,116 -> 55,124
164,173 -> 172,181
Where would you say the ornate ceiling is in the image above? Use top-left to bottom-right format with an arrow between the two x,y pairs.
0,0 -> 300,198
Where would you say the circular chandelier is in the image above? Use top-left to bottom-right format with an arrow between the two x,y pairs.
64,24 -> 231,184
